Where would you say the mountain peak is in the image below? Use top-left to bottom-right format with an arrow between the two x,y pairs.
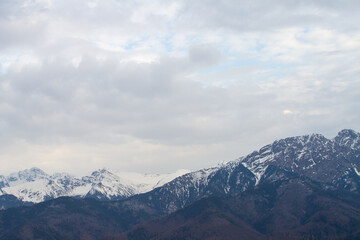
90,168 -> 113,178
7,167 -> 48,183
337,129 -> 357,136
335,129 -> 359,140
29,167 -> 47,174
240,129 -> 360,185
334,129 -> 360,148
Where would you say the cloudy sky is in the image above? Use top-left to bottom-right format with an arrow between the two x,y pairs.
0,0 -> 359,175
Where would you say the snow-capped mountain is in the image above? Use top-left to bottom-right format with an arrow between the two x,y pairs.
125,129 -> 360,213
1,129 -> 359,239
0,168 -> 190,203
240,129 -> 360,190
1,129 -> 359,212
128,159 -> 256,213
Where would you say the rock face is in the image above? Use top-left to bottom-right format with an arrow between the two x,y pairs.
240,129 -> 360,191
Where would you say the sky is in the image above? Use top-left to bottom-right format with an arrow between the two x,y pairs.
0,0 -> 359,175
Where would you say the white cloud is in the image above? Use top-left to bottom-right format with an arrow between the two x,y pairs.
0,0 -> 359,175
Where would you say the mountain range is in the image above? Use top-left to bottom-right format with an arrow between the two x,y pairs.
0,168 -> 189,207
124,166 -> 360,240
119,129 -> 360,215
0,129 -> 359,239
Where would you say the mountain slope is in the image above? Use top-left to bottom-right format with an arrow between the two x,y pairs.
124,166 -> 360,240
121,129 -> 360,214
0,195 -> 33,210
126,162 -> 256,214
240,129 -> 360,190
0,197 -> 161,240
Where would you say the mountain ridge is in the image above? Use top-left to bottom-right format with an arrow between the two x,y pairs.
1,129 -> 359,210
0,129 -> 359,239
0,168 -> 190,204
119,129 -> 360,214
123,165 -> 360,240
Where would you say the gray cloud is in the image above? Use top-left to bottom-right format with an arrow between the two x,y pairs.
177,0 -> 360,32
0,0 -> 359,174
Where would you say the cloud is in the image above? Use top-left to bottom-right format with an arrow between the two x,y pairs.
0,0 -> 359,174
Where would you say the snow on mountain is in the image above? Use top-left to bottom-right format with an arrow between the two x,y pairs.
123,129 -> 360,214
115,169 -> 191,193
82,169 -> 137,200
0,176 -> 8,189
132,162 -> 256,213
239,129 -> 360,186
1,129 -> 359,208
2,170 -> 85,203
3,179 -> 62,203
0,168 -> 190,203
6,167 -> 48,185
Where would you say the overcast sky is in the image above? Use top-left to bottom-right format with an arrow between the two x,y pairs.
0,0 -> 359,175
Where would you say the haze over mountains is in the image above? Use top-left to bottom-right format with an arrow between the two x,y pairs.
0,129 -> 359,239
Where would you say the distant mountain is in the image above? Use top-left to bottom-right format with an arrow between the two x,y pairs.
0,129 -> 359,239
1,166 -> 360,240
0,168 -> 190,205
2,129 -> 358,209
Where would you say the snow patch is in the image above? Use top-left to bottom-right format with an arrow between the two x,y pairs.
354,167 -> 360,176
116,169 -> 191,193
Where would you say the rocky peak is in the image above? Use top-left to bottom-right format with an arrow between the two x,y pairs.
334,129 -> 360,149
8,167 -> 48,182
91,168 -> 112,177
240,129 -> 360,186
